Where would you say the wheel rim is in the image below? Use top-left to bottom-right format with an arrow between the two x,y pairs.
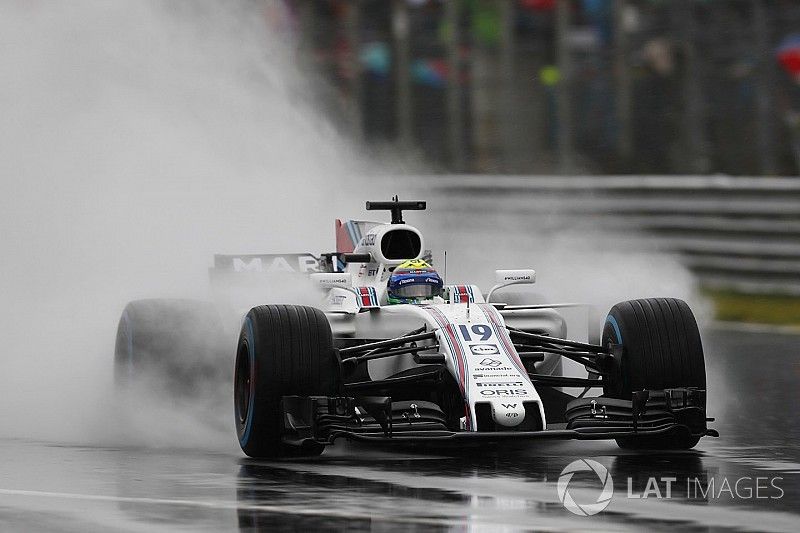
235,339 -> 252,428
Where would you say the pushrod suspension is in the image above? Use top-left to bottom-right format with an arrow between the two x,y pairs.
507,328 -> 609,354
527,348 -> 601,371
338,331 -> 436,355
341,344 -> 440,365
527,373 -> 602,388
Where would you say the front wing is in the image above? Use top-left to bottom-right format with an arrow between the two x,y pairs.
280,388 -> 718,448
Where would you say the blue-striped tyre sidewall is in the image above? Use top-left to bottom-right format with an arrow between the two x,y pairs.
601,298 -> 705,399
235,317 -> 257,447
233,305 -> 339,458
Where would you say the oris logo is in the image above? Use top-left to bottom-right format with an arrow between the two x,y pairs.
479,388 -> 528,396
470,344 -> 499,356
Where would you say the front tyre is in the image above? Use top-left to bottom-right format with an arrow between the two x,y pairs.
602,298 -> 706,450
235,305 -> 340,458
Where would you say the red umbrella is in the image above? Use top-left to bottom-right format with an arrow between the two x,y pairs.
777,34 -> 800,81
520,0 -> 555,11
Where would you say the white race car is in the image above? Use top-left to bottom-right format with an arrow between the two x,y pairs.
116,199 -> 717,457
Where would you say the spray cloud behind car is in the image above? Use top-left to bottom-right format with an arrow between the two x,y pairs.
0,0 -> 380,448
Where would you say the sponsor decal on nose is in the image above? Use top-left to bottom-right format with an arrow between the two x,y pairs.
470,344 -> 499,355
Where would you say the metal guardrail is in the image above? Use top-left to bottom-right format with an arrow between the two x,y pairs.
424,175 -> 800,296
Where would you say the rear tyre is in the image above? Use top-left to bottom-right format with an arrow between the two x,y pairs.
602,298 -> 706,450
114,299 -> 228,394
235,305 -> 340,458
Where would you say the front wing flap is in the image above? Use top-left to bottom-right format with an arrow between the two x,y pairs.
280,388 -> 717,448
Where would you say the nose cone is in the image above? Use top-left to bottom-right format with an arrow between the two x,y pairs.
490,401 -> 526,427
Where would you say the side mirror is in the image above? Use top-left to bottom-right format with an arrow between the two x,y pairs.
310,272 -> 352,290
487,269 -> 536,303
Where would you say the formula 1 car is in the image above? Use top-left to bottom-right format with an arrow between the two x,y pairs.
114,199 -> 715,456
229,200 -> 717,458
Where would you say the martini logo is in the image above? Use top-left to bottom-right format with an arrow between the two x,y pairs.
557,459 -> 613,516
470,344 -> 499,356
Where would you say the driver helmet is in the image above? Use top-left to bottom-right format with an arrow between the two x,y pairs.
387,259 -> 443,304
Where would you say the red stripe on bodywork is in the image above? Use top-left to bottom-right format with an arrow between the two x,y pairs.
444,323 -> 466,393
455,285 -> 470,303
422,307 -> 472,430
358,287 -> 372,307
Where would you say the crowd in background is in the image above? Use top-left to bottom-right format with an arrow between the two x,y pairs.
267,0 -> 800,176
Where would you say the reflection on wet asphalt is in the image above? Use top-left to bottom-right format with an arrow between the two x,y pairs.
1,327 -> 798,532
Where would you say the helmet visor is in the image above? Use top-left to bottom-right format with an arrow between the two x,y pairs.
393,283 -> 438,299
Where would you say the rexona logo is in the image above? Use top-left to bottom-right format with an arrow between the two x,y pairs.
470,344 -> 499,356
557,459 -> 613,516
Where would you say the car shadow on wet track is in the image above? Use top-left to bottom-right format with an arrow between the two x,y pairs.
233,443 -> 711,531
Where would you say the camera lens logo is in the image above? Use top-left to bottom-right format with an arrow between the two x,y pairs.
557,459 -> 613,516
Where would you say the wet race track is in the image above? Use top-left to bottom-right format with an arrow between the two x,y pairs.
1,326 -> 799,532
